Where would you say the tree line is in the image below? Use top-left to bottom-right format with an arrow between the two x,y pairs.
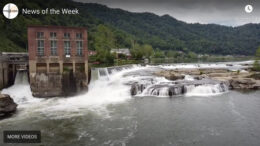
0,0 -> 259,60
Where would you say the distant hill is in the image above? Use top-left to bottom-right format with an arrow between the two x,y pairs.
0,0 -> 260,55
80,3 -> 260,55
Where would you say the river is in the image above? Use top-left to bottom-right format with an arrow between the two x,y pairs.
0,61 -> 260,146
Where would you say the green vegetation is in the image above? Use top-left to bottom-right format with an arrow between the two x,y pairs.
200,71 -> 204,75
83,3 -> 260,55
0,0 -> 259,64
253,47 -> 260,72
153,49 -> 165,58
130,44 -> 154,59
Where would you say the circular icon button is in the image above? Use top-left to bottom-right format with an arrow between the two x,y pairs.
245,5 -> 253,13
3,3 -> 19,19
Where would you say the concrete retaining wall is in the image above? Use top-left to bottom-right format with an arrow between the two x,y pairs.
0,63 -> 9,90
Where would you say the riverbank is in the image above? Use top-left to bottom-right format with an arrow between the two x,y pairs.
155,67 -> 260,90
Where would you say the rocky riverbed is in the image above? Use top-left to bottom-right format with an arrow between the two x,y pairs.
155,68 -> 260,90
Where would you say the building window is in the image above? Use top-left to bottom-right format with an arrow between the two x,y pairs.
64,33 -> 70,39
76,33 -> 82,39
64,41 -> 70,55
37,40 -> 44,56
37,32 -> 44,39
76,41 -> 83,56
50,32 -> 56,39
50,40 -> 57,56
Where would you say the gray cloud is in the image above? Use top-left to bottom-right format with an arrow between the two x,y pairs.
75,0 -> 260,26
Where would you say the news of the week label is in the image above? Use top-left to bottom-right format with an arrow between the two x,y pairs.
22,8 -> 79,15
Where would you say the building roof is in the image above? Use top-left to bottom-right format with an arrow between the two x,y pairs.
110,48 -> 131,56
27,25 -> 87,30
1,52 -> 28,55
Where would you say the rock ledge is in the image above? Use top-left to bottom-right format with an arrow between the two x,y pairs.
0,94 -> 17,119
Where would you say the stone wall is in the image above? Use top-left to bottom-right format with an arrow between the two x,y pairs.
0,63 -> 9,90
30,71 -> 88,97
30,73 -> 62,97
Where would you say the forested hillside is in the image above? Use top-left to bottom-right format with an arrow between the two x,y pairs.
0,0 -> 260,55
81,3 -> 260,55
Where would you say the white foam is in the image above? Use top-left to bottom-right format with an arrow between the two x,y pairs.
153,60 -> 254,70
1,71 -> 42,105
184,75 -> 195,81
185,84 -> 228,97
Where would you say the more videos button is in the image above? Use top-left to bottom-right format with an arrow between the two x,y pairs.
3,130 -> 41,143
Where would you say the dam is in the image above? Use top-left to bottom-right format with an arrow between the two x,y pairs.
1,25 -> 90,97
1,60 -> 260,146
0,52 -> 28,90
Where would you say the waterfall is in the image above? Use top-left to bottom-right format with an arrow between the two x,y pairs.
0,62 -> 234,111
1,70 -> 39,104
98,68 -> 109,78
185,83 -> 228,96
14,71 -> 29,85
134,82 -> 228,98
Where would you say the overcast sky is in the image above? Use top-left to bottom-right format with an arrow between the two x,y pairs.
74,0 -> 260,26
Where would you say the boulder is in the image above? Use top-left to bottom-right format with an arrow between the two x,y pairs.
229,78 -> 256,89
155,71 -> 185,81
253,81 -> 260,89
166,73 -> 185,80
248,73 -> 260,80
194,74 -> 209,80
0,94 -> 17,118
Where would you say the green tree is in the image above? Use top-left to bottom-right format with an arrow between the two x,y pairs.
253,47 -> 260,71
187,51 -> 197,59
153,49 -> 165,58
92,25 -> 117,64
93,24 -> 115,51
96,48 -> 115,64
130,43 -> 143,59
256,47 -> 260,59
141,44 -> 154,58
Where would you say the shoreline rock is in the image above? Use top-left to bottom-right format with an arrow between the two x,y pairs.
154,70 -> 185,80
0,94 -> 17,119
229,78 -> 260,89
154,68 -> 260,90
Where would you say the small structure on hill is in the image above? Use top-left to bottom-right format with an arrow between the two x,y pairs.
110,48 -> 131,58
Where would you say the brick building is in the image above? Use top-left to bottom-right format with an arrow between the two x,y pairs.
27,26 -> 88,97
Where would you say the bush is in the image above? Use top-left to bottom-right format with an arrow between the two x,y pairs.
200,71 -> 204,75
252,60 -> 260,72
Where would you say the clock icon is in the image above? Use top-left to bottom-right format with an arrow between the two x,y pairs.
245,5 -> 253,13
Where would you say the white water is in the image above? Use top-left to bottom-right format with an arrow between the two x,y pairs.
0,61 -> 250,120
185,84 -> 228,97
1,71 -> 41,105
184,75 -> 195,81
151,60 -> 254,71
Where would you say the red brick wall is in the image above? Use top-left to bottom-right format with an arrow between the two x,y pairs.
28,26 -> 88,61
28,27 -> 36,60
83,29 -> 88,60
